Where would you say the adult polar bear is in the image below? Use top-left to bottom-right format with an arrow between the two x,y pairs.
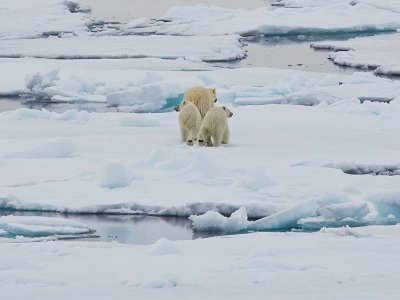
175,86 -> 217,120
198,106 -> 233,147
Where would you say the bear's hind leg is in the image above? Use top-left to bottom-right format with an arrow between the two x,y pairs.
180,127 -> 188,143
222,126 -> 230,144
212,132 -> 223,147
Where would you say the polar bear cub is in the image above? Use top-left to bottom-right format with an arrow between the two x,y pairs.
175,86 -> 217,120
176,100 -> 202,146
197,106 -> 233,147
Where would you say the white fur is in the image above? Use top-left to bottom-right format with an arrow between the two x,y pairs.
197,106 -> 233,147
178,101 -> 202,146
182,86 -> 217,120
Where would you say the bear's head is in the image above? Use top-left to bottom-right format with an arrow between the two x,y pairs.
210,88 -> 217,103
174,100 -> 187,112
222,106 -> 233,118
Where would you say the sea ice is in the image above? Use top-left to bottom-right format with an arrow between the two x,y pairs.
126,3 -> 400,36
0,215 -> 93,238
311,33 -> 400,76
0,35 -> 244,61
0,0 -> 90,40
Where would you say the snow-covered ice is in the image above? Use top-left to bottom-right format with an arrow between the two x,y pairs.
0,0 -> 90,40
0,35 -> 244,61
126,3 -> 400,36
1,225 -> 400,299
1,79 -> 400,229
1,0 -> 400,298
311,33 -> 400,76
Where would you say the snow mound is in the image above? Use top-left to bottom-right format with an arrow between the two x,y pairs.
150,238 -> 183,255
186,152 -> 233,186
241,169 -> 275,191
0,215 -> 93,238
100,161 -> 132,189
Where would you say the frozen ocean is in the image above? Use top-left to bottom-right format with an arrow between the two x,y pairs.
1,0 -> 400,299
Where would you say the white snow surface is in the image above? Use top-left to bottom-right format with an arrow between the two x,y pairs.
0,35 -> 244,61
1,225 -> 400,299
127,3 -> 400,36
1,66 -> 400,229
0,0 -> 90,40
311,33 -> 400,76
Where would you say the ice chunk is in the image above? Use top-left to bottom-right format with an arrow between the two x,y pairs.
0,215 -> 93,238
250,200 -> 319,231
107,84 -> 169,112
26,69 -> 60,91
190,207 -> 250,233
13,108 -> 51,120
317,201 -> 370,219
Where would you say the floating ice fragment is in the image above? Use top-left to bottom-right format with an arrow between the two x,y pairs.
0,216 -> 93,238
190,207 -> 250,233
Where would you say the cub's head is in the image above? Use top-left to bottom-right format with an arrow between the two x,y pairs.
222,106 -> 233,118
174,100 -> 187,112
210,88 -> 217,103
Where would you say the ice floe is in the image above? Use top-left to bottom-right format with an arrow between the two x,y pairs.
127,3 -> 400,36
0,35 -> 244,61
1,96 -> 400,228
1,225 -> 400,298
3,57 -> 400,111
0,215 -> 93,238
311,33 -> 400,76
0,0 -> 90,40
